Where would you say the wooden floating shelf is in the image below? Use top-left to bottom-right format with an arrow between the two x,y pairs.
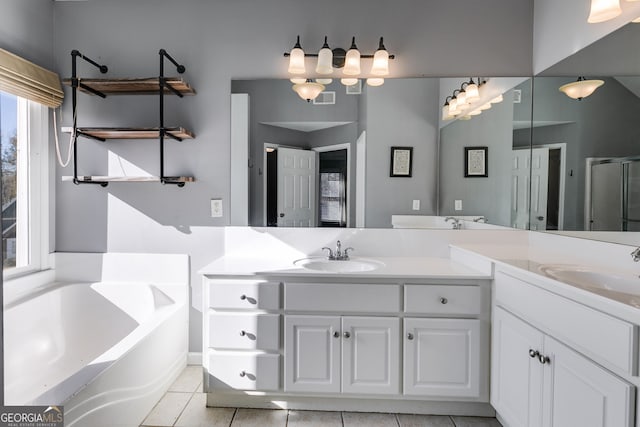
62,176 -> 195,183
62,77 -> 196,95
75,127 -> 195,140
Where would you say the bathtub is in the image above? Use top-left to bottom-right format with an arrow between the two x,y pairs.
4,252 -> 190,427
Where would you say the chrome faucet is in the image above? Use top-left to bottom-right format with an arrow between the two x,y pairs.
322,240 -> 354,260
631,247 -> 640,262
473,216 -> 488,223
445,216 -> 462,230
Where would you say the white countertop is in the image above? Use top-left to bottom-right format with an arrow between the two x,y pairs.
199,256 -> 491,280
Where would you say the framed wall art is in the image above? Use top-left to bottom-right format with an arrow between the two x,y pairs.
390,146 -> 413,177
464,146 -> 488,178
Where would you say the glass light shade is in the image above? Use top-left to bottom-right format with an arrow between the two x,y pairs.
343,49 -> 361,75
457,90 -> 467,105
559,79 -> 604,99
469,109 -> 482,116
370,50 -> 389,76
479,102 -> 492,111
465,83 -> 480,103
290,77 -> 306,84
366,78 -> 384,87
633,16 -> 640,22
316,78 -> 333,85
288,47 -> 306,74
442,105 -> 454,121
449,98 -> 459,115
316,47 -> 334,74
459,115 -> 472,121
587,0 -> 621,23
341,78 -> 358,86
490,94 -> 503,104
292,81 -> 325,101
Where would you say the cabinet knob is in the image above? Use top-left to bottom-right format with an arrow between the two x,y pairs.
333,331 -> 340,338
239,370 -> 246,377
440,297 -> 448,304
529,349 -> 539,358
538,354 -> 550,365
240,294 -> 247,300
407,332 -> 414,340
240,330 -> 246,337
343,332 -> 351,338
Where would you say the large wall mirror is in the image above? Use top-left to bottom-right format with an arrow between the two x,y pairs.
231,77 -> 532,229
532,22 -> 640,242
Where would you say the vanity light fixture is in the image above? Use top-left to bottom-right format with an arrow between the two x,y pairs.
290,77 -> 306,84
479,102 -> 492,111
490,94 -> 503,104
292,79 -> 326,102
559,76 -> 604,100
463,78 -> 480,103
469,109 -> 482,116
588,0 -> 622,23
449,91 -> 460,115
285,36 -> 394,92
442,96 -> 455,121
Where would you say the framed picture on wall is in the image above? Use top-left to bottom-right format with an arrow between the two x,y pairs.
464,146 -> 488,177
390,146 -> 413,177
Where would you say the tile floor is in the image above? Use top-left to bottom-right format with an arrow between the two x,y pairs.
140,366 -> 502,427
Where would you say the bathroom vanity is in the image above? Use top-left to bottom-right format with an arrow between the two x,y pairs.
200,256 -> 495,416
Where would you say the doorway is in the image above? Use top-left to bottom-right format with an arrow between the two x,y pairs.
318,149 -> 348,227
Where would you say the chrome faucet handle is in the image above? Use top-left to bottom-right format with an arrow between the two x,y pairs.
473,216 -> 487,223
343,248 -> 354,260
631,247 -> 640,262
322,247 -> 334,260
335,240 -> 342,258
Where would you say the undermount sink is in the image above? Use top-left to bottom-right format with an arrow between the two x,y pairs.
294,257 -> 384,273
539,264 -> 640,296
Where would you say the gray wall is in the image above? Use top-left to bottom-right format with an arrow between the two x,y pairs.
439,91 -> 515,226
47,0 -> 534,352
531,77 -> 640,230
364,79 -> 440,227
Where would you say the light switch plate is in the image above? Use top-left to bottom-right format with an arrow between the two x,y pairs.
211,199 -> 223,217
455,200 -> 462,211
412,200 -> 420,210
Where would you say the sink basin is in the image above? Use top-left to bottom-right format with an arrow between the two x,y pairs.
539,265 -> 640,296
294,257 -> 384,273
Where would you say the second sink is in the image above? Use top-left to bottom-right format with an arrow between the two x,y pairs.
539,264 -> 640,296
294,257 -> 384,273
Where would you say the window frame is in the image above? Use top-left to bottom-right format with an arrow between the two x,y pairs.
3,97 -> 50,279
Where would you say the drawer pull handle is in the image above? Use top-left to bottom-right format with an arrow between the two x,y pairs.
240,330 -> 246,337
440,297 -> 448,304
407,332 -> 414,340
239,370 -> 246,377
529,349 -> 539,358
343,332 -> 351,338
538,354 -> 550,365
240,294 -> 246,300
333,331 -> 340,338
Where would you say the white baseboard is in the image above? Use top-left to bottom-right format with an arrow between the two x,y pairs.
188,352 -> 202,366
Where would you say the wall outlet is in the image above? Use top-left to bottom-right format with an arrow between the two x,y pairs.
211,199 -> 223,218
412,200 -> 420,210
455,200 -> 462,211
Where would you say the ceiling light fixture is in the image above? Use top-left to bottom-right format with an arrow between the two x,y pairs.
559,76 -> 604,100
588,0 -> 622,23
292,79 -> 326,102
285,36 -> 395,97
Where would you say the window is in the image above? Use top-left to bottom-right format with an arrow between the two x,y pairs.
1,91 -> 49,277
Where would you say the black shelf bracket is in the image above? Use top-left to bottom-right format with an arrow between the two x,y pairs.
159,49 -> 187,186
70,50 -> 109,187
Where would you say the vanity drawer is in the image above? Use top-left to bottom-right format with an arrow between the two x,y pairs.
208,280 -> 281,310
207,351 -> 280,391
209,313 -> 280,351
404,284 -> 482,315
285,283 -> 400,313
495,271 -> 637,375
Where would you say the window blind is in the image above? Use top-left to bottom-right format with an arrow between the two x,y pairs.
0,48 -> 63,108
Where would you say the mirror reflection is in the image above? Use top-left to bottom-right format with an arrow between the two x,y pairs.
532,23 -> 640,234
231,77 -> 531,229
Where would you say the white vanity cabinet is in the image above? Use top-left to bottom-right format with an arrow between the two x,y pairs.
491,271 -> 635,427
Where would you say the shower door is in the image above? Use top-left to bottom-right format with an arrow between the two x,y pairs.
589,157 -> 640,231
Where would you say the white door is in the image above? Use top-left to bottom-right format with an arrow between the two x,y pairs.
277,147 -> 316,227
403,318 -> 481,397
284,315 -> 340,393
342,316 -> 399,395
542,337 -> 634,427
491,307 -> 544,427
511,149 -> 531,229
530,147 -> 549,231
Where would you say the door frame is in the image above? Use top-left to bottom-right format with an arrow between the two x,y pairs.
312,143 -> 351,228
262,142 -> 280,227
532,142 -> 566,230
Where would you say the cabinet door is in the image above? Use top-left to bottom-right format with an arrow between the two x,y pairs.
284,315 -> 341,393
342,316 -> 400,395
403,318 -> 481,397
491,307 -> 544,427
542,337 -> 634,427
